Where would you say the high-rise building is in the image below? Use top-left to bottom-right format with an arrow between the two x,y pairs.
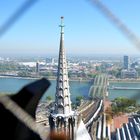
121,55 -> 138,78
51,58 -> 55,65
123,55 -> 129,69
36,61 -> 40,73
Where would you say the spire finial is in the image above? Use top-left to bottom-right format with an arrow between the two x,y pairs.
59,16 -> 64,33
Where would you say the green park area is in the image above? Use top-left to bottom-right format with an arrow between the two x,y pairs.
111,97 -> 137,114
106,97 -> 139,123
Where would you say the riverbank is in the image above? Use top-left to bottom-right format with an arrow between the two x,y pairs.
1,75 -> 140,83
0,75 -> 90,82
0,75 -> 40,80
109,78 -> 140,83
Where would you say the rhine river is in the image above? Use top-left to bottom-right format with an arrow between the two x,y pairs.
0,77 -> 140,103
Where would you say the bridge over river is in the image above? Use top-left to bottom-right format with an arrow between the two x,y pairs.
89,74 -> 109,98
76,74 -> 110,139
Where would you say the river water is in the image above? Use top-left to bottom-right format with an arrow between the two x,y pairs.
109,82 -> 140,103
0,78 -> 91,102
0,77 -> 140,103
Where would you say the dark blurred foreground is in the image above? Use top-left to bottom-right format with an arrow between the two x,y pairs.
0,78 -> 67,140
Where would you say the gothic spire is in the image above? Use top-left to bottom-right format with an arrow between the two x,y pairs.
54,17 -> 72,115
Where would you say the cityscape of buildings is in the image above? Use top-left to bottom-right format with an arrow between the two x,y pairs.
0,54 -> 140,81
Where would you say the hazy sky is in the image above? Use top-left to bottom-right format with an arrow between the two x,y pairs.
0,0 -> 140,57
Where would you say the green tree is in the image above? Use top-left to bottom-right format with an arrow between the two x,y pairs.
76,96 -> 83,106
108,68 -> 121,78
87,73 -> 98,78
18,71 -> 30,77
95,66 -> 101,72
46,96 -> 52,101
112,97 -> 137,115
76,96 -> 83,102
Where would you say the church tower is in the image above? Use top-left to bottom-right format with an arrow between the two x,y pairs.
49,17 -> 77,140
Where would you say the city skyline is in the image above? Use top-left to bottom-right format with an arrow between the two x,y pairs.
0,0 -> 140,56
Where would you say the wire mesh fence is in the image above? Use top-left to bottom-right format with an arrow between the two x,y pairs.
0,0 -> 140,140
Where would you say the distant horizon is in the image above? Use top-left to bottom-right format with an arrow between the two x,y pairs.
0,52 -> 140,59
